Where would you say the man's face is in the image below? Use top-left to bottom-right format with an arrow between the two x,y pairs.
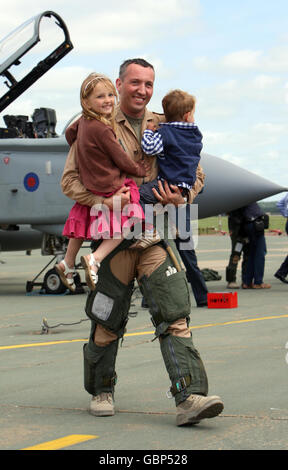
116,63 -> 154,118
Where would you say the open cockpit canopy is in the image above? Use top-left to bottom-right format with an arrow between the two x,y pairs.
0,11 -> 73,112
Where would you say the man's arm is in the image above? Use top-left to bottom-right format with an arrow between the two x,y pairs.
100,128 -> 147,177
151,163 -> 205,206
61,142 -> 131,209
188,163 -> 205,203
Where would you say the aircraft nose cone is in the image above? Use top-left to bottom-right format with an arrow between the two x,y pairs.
195,153 -> 287,218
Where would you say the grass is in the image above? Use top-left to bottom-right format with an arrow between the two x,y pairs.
198,214 -> 286,234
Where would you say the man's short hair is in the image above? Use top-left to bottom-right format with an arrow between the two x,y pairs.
162,89 -> 196,122
119,58 -> 154,79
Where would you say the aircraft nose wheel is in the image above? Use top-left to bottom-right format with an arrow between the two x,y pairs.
43,268 -> 83,294
26,256 -> 85,294
43,268 -> 67,294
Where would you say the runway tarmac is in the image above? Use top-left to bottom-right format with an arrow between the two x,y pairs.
0,234 -> 287,452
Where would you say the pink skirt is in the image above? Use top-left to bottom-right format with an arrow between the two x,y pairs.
63,178 -> 144,240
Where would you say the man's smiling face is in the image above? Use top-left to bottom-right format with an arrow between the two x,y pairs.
116,63 -> 155,118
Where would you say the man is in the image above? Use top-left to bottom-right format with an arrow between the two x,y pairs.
241,202 -> 271,289
61,58 -> 223,426
274,193 -> 288,284
225,208 -> 249,289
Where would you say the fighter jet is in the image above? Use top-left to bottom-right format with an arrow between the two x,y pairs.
0,11 -> 286,293
0,11 -> 75,292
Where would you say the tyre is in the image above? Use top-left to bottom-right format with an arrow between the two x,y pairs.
43,268 -> 67,294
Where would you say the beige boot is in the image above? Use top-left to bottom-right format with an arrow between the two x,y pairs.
89,392 -> 114,417
176,394 -> 224,426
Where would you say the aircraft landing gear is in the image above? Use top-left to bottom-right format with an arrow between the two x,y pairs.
43,268 -> 66,294
26,256 -> 84,295
43,268 -> 82,294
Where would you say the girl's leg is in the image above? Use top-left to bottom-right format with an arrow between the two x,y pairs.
55,238 -> 83,291
64,238 -> 84,268
81,238 -> 124,290
93,238 -> 124,264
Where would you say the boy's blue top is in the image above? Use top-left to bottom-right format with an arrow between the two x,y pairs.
141,122 -> 203,189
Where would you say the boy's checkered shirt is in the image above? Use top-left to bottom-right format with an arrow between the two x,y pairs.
141,122 -> 199,156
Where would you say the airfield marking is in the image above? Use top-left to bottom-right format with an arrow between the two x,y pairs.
1,313 -> 288,351
0,338 -> 88,350
22,434 -> 98,450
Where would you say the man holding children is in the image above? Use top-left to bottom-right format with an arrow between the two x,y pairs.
61,58 -> 224,427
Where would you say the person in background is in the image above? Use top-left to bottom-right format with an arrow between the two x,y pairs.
225,208 -> 249,289
241,202 -> 271,289
274,193 -> 288,284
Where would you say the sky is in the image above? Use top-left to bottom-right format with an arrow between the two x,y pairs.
0,0 -> 287,201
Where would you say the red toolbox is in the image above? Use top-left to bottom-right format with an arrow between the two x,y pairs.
207,292 -> 238,308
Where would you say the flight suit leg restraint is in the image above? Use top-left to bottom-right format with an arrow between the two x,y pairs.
84,239 -> 135,396
83,337 -> 119,397
160,335 -> 208,406
138,238 -> 209,405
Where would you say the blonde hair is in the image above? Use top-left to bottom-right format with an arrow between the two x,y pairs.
80,73 -> 118,131
162,89 -> 196,122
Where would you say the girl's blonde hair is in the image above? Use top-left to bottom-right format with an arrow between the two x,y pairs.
80,73 -> 118,130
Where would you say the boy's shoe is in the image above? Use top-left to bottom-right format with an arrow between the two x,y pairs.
176,394 -> 224,426
89,392 -> 114,416
130,229 -> 161,250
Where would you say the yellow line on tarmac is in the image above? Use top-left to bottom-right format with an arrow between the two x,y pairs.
22,434 -> 98,450
1,314 -> 288,351
0,338 -> 87,350
189,314 -> 288,330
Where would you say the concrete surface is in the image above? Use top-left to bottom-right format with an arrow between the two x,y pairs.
0,234 -> 287,451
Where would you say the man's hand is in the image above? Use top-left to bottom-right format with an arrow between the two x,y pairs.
146,121 -> 158,132
152,180 -> 186,206
103,185 -> 131,210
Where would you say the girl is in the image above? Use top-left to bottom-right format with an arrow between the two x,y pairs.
55,73 -> 147,291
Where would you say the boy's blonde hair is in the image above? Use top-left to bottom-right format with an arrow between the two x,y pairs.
80,73 -> 118,130
162,89 -> 196,122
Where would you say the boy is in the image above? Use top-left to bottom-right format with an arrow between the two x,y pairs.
140,89 -> 203,205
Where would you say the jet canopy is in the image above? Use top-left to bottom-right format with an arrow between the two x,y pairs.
0,11 -> 73,112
